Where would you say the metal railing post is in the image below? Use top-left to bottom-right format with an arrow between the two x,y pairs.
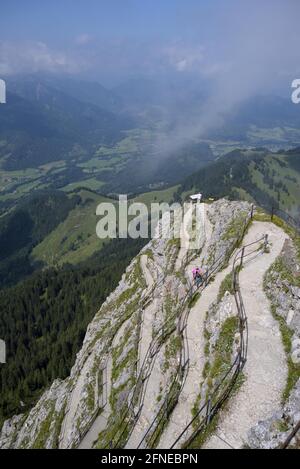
239,247 -> 245,269
206,399 -> 211,425
264,234 -> 269,251
281,420 -> 300,449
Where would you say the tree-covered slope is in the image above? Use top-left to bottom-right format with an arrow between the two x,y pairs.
0,237 -> 145,425
177,148 -> 300,216
0,191 -> 80,287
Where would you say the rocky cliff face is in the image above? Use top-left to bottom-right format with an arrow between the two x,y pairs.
1,199 -> 298,450
0,204 -> 188,449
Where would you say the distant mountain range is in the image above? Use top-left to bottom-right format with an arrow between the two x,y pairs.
2,74 -> 300,167
0,77 -> 134,170
1,74 -> 300,207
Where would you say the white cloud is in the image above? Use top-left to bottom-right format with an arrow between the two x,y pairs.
162,42 -> 205,72
0,41 -> 85,75
176,59 -> 187,72
75,34 -> 93,46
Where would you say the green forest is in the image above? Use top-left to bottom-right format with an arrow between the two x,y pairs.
0,191 -> 80,287
0,236 -> 145,426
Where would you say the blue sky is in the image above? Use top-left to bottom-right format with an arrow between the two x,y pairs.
0,0 -> 299,93
1,1 -> 219,42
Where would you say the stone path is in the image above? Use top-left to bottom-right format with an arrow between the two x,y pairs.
158,263 -> 233,448
159,221 -> 288,449
128,204 -> 209,449
204,222 -> 288,449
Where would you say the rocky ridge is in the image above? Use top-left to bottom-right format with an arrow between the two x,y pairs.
1,199 -> 298,449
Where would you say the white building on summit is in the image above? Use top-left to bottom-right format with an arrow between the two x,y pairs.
189,193 -> 202,203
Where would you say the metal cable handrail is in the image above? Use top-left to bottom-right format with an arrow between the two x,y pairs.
106,210 -> 250,448
103,245 -> 189,448
109,291 -> 189,448
135,246 -> 238,449
269,206 -> 300,232
173,203 -> 300,450
66,263 -> 168,449
132,207 -> 255,449
136,296 -> 191,448
265,205 -> 300,450
112,207 -> 229,447
70,202 -> 299,450
72,204 -> 253,449
169,235 -> 265,449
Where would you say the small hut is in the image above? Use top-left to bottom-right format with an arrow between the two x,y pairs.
189,193 -> 202,203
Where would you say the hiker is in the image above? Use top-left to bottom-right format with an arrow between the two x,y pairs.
195,269 -> 203,288
192,267 -> 203,287
200,266 -> 207,281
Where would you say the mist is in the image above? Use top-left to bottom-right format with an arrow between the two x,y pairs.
1,0 -> 300,160
144,0 -> 300,158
